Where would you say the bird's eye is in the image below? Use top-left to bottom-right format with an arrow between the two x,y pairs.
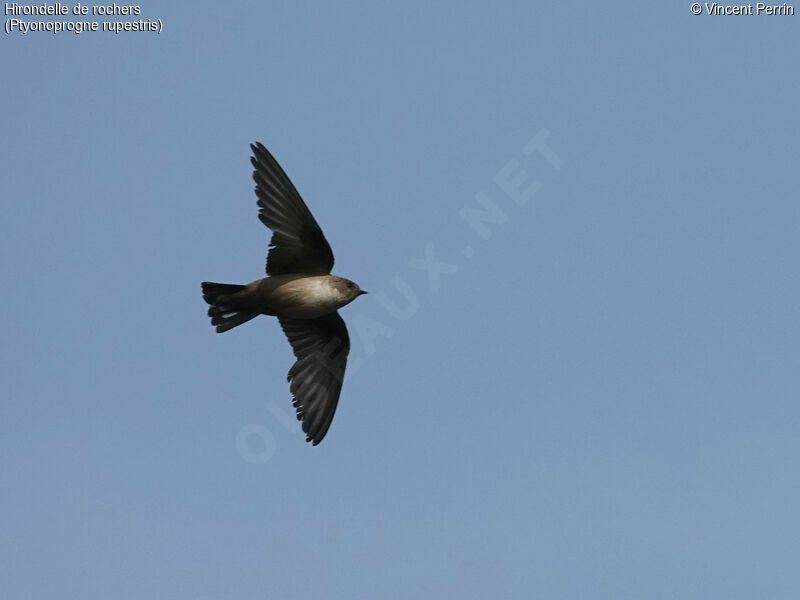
347,282 -> 355,289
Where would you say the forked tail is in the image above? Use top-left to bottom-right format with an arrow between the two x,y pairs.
201,282 -> 258,333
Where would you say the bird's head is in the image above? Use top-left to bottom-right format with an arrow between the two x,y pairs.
336,277 -> 368,304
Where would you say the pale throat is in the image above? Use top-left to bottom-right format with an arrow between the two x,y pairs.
311,278 -> 345,301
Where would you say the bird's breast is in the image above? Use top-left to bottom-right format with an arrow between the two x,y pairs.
263,275 -> 347,319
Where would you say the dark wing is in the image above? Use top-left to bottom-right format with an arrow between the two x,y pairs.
250,142 -> 335,275
279,312 -> 350,445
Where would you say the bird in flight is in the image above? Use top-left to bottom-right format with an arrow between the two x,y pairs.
202,143 -> 367,445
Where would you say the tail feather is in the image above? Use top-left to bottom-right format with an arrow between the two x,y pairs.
201,281 -> 258,333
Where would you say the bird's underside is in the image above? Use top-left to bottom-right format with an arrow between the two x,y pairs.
201,142 -> 364,445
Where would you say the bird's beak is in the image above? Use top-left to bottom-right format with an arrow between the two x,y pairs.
357,290 -> 368,296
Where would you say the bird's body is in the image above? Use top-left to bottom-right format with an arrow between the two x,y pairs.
201,143 -> 366,445
207,274 -> 362,320
250,274 -> 361,318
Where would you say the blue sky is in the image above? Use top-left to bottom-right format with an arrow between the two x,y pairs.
2,2 -> 799,598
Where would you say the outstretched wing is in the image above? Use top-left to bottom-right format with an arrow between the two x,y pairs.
250,142 -> 335,275
278,312 -> 350,445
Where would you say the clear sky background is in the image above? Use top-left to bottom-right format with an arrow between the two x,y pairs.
2,2 -> 799,598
